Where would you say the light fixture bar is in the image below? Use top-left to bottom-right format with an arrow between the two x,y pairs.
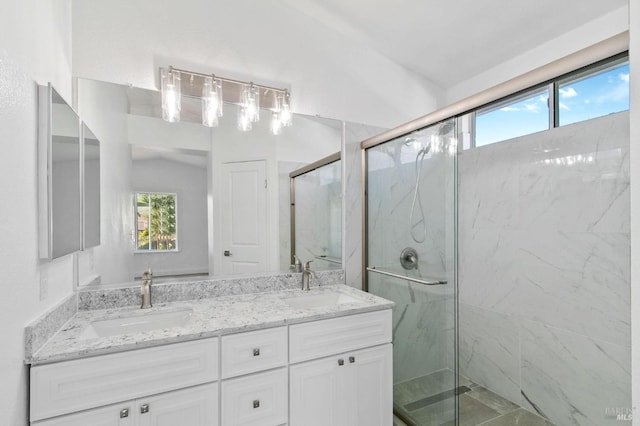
167,66 -> 289,98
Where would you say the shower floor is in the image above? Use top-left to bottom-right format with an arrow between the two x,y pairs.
392,369 -> 556,426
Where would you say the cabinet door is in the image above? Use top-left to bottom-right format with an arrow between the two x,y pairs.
32,402 -> 134,426
289,356 -> 348,426
136,383 -> 218,426
348,344 -> 393,426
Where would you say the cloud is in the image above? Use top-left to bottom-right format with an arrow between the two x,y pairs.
620,73 -> 629,83
538,95 -> 548,104
500,106 -> 520,112
559,87 -> 578,98
524,103 -> 539,113
559,102 -> 570,111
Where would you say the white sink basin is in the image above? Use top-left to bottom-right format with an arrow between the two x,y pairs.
79,308 -> 193,339
284,292 -> 361,309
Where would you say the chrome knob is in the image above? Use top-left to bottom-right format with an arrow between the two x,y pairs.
253,348 -> 260,356
120,408 -> 129,418
253,400 -> 260,409
349,356 -> 356,363
140,404 -> 149,414
224,250 -> 232,257
338,358 -> 344,366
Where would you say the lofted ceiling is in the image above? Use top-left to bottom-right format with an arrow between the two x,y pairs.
282,0 -> 627,89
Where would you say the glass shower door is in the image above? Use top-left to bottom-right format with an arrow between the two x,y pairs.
365,119 -> 457,425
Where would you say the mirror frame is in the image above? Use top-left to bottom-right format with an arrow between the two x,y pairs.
82,122 -> 101,250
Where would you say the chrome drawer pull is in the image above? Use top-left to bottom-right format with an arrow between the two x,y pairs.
338,358 -> 344,366
349,356 -> 355,363
253,348 -> 260,356
253,399 -> 260,409
120,408 -> 129,418
140,404 -> 150,414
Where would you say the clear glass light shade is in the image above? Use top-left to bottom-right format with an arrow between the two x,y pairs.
161,68 -> 181,123
280,91 -> 292,127
241,84 -> 260,123
202,77 -> 223,127
237,106 -> 252,132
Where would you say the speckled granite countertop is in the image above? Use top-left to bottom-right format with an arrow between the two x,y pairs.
27,284 -> 392,365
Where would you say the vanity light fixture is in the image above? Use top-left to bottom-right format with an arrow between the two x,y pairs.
160,66 -> 292,134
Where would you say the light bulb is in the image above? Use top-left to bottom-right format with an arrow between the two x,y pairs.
161,68 -> 181,123
202,76 -> 220,127
238,106 -> 252,132
242,84 -> 260,123
271,111 -> 282,135
280,91 -> 292,127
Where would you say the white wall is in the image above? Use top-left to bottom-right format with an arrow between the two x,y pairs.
0,1 -> 73,424
446,6 -> 629,104
71,0 -> 442,129
629,0 -> 639,422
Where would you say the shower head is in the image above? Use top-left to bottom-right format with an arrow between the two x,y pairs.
438,121 -> 455,136
405,136 -> 431,156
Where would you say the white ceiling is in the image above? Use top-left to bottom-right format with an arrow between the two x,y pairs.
283,0 -> 627,88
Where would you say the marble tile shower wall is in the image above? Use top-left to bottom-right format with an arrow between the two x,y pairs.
458,112 -> 630,426
367,147 -> 455,383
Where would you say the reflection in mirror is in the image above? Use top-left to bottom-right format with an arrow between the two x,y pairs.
77,78 -> 347,286
39,85 -> 82,260
291,154 -> 342,270
83,124 -> 100,249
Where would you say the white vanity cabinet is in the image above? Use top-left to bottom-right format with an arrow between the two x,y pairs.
30,338 -> 219,425
289,310 -> 393,426
29,307 -> 392,426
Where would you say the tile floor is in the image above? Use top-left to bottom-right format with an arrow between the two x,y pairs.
392,369 -> 556,426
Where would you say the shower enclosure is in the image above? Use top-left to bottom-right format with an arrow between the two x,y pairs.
364,119 -> 458,425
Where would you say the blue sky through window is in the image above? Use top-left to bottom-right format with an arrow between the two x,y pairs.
474,61 -> 629,147
475,89 -> 549,147
559,63 -> 629,126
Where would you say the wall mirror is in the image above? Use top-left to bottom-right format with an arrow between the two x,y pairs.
290,153 -> 342,270
38,84 -> 82,260
82,123 -> 101,249
77,78 -> 347,286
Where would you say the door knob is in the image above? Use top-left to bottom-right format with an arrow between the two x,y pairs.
224,250 -> 232,257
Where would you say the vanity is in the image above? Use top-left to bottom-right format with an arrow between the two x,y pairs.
25,277 -> 393,426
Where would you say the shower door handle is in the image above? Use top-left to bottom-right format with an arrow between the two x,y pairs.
366,266 -> 447,286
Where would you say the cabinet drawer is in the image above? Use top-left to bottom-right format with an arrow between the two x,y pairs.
289,310 -> 392,363
221,368 -> 288,426
30,338 -> 219,422
221,327 -> 287,378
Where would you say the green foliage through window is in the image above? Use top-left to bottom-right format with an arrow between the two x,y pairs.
136,192 -> 177,251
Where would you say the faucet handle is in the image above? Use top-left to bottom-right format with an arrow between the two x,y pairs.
303,260 -> 313,270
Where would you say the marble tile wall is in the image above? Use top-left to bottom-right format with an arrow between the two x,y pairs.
458,112 -> 631,425
343,121 -> 387,288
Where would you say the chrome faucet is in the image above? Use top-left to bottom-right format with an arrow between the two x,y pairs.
302,260 -> 316,291
141,267 -> 153,309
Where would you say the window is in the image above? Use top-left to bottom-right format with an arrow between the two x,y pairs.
475,88 -> 550,147
472,54 -> 629,148
135,192 -> 178,251
557,59 -> 629,126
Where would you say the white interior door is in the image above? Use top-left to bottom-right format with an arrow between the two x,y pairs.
220,160 -> 268,275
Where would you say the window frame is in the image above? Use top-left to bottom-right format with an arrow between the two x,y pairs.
134,191 -> 179,253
